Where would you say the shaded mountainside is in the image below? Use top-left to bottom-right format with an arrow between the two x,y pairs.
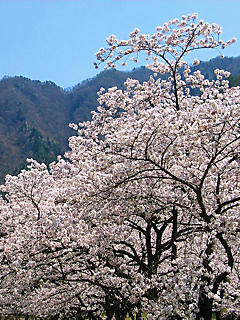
0,77 -> 71,179
0,56 -> 240,181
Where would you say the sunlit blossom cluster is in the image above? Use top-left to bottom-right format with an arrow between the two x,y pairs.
0,14 -> 239,320
94,13 -> 235,76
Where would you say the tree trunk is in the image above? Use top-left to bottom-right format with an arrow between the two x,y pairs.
196,292 -> 213,320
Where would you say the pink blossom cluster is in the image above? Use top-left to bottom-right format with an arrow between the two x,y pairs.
0,14 -> 239,320
94,13 -> 235,76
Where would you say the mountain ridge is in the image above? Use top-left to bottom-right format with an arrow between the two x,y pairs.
0,55 -> 240,181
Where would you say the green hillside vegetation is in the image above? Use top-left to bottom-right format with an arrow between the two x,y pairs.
0,56 -> 240,181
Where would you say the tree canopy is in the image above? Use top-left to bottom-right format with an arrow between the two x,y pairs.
0,14 -> 239,320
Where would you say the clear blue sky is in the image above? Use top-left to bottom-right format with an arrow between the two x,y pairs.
0,0 -> 239,88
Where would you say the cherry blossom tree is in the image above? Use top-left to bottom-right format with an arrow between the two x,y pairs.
0,14 -> 239,320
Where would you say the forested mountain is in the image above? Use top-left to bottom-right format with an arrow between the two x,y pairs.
0,77 -> 70,179
0,55 -> 240,181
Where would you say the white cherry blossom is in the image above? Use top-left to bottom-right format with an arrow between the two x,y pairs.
0,14 -> 239,320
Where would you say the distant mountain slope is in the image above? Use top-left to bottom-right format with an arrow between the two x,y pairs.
0,55 -> 240,181
0,76 -> 71,179
195,56 -> 240,79
69,67 -> 154,123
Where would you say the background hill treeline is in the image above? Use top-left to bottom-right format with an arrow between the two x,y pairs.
0,55 -> 240,182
